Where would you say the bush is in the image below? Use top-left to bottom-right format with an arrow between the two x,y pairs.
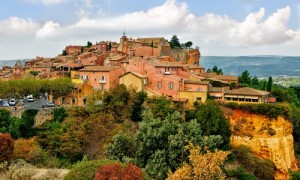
233,145 -> 275,180
225,102 -> 292,119
64,160 -> 116,180
0,133 -> 14,164
226,167 -> 257,180
13,138 -> 43,164
94,163 -> 144,180
7,161 -> 36,180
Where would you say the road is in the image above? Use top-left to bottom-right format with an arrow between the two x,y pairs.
23,98 -> 48,109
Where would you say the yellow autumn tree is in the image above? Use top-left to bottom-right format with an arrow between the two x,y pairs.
168,143 -> 230,180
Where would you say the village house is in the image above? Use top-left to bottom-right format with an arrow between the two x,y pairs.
65,45 -> 82,55
79,65 -> 125,91
224,87 -> 270,104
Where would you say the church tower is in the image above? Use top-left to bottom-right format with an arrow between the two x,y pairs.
117,29 -> 129,54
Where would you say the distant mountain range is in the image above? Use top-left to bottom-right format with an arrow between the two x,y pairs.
1,56 -> 300,78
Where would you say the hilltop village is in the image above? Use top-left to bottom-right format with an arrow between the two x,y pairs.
0,33 -> 274,108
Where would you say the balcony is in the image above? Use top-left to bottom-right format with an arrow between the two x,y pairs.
99,79 -> 107,84
164,71 -> 171,75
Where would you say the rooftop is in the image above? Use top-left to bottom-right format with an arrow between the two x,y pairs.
225,87 -> 270,96
79,66 -> 120,72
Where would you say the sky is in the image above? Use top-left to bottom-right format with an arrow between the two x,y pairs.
1,0 -> 300,60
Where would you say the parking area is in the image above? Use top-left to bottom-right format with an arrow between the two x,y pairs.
0,97 -> 54,111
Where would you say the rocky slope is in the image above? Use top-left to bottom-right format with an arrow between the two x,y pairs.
227,109 -> 298,179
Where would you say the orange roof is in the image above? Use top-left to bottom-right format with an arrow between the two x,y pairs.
79,66 -> 120,72
225,87 -> 269,96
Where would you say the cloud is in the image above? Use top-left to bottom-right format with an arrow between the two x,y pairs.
23,0 -> 67,5
1,0 -> 300,59
36,21 -> 61,39
0,17 -> 39,34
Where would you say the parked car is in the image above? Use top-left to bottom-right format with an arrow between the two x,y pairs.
2,100 -> 9,107
27,95 -> 34,102
42,102 -> 55,108
8,99 -> 17,106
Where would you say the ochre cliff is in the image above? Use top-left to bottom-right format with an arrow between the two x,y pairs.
228,109 -> 298,179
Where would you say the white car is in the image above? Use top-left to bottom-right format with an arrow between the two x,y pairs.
27,95 -> 34,102
9,99 -> 17,106
2,100 -> 10,107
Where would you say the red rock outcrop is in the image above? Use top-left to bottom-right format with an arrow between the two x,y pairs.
228,109 -> 298,179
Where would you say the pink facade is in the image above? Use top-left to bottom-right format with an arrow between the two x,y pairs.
79,66 -> 125,91
133,46 -> 160,57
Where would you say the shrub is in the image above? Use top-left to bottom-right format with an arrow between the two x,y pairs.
225,102 -> 292,119
7,161 -> 36,180
64,160 -> 115,180
0,133 -> 14,164
233,145 -> 275,180
94,163 -> 144,180
13,138 -> 43,164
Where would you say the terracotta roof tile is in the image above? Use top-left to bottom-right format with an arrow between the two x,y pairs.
79,66 -> 119,72
225,87 -> 270,96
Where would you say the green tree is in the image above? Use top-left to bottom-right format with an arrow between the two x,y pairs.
30,71 -> 40,80
251,76 -> 259,88
185,41 -> 193,49
106,133 -> 136,162
267,76 -> 273,91
239,70 -> 251,86
108,42 -> 112,51
20,109 -> 38,138
170,35 -> 181,49
131,91 -> 147,121
87,41 -> 93,48
62,49 -> 67,56
135,110 -> 223,179
194,100 -> 231,146
0,109 -> 11,133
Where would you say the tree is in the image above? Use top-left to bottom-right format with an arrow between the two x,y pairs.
62,49 -> 67,56
19,109 -> 38,138
30,71 -> 39,80
87,41 -> 93,48
135,110 -> 223,179
108,42 -> 112,51
251,76 -> 259,88
194,100 -> 231,146
239,70 -> 251,86
0,133 -> 14,166
0,109 -> 11,133
131,91 -> 147,121
168,143 -> 230,180
106,133 -> 136,162
13,137 -> 43,164
267,76 -> 273,91
170,35 -> 181,49
185,41 -> 193,49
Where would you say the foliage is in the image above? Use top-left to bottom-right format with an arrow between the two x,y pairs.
251,76 -> 259,89
272,86 -> 299,106
239,70 -> 251,86
0,109 -> 11,133
13,138 -> 43,164
226,167 -> 257,180
170,35 -> 181,49
147,96 -> 175,118
194,100 -> 231,146
53,107 -> 68,123
7,161 -> 36,180
290,170 -> 300,180
106,133 -> 136,162
20,109 -> 38,138
0,133 -> 14,164
168,143 -> 230,180
87,41 -> 92,48
94,163 -> 144,180
233,145 -> 276,180
184,41 -> 193,49
206,65 -> 223,75
225,102 -> 292,119
0,78 -> 73,99
135,110 -> 223,179
267,76 -> 273,91
64,159 -> 115,180
131,91 -> 147,121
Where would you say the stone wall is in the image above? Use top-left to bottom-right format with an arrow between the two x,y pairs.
34,108 -> 54,128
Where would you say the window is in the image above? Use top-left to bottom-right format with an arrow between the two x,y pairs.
72,98 -> 76,104
158,82 -> 162,89
101,76 -> 105,80
198,87 -> 201,92
83,98 -> 87,105
196,97 -> 202,102
169,82 -> 173,90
